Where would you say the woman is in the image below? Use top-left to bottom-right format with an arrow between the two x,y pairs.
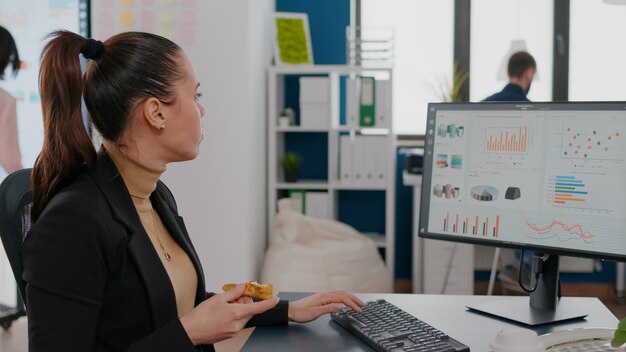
0,25 -> 23,177
23,30 -> 363,351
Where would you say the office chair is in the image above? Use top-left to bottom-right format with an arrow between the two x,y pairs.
0,168 -> 32,329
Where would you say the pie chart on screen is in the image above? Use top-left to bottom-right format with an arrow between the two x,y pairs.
471,185 -> 499,201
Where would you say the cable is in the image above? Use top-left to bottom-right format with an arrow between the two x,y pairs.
487,247 -> 501,296
440,243 -> 457,294
517,249 -> 542,293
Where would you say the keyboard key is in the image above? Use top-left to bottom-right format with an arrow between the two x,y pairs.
346,315 -> 367,329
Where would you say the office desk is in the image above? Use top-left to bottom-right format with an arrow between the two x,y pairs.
243,293 -> 618,351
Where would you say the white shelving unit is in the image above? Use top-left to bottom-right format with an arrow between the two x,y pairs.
267,65 -> 396,288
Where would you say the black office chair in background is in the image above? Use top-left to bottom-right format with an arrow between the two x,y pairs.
0,168 -> 32,329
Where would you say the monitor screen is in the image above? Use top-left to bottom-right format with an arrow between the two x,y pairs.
419,102 -> 626,263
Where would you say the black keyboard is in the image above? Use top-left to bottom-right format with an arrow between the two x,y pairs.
331,299 -> 470,352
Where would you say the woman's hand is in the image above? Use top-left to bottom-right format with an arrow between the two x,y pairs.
288,290 -> 365,323
233,296 -> 253,304
180,284 -> 279,345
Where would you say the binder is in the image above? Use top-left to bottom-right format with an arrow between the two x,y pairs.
340,135 -> 353,184
352,136 -> 387,186
300,77 -> 330,129
300,103 -> 329,129
353,135 -> 377,185
352,136 -> 366,184
299,77 -> 330,103
346,78 -> 358,128
369,136 -> 387,186
363,136 -> 375,183
359,76 -> 375,127
375,79 -> 391,129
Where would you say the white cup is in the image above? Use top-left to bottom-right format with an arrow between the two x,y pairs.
489,328 -> 545,352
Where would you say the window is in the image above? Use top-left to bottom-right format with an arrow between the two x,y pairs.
470,0 -> 553,102
569,0 -> 626,101
361,0 -> 454,135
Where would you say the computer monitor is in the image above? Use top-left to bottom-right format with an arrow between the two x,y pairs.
419,102 -> 626,326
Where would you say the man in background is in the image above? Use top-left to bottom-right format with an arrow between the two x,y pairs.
483,51 -> 536,102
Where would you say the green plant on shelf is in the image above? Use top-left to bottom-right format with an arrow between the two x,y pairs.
281,152 -> 301,183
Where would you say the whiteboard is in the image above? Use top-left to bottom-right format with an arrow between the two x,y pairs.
0,0 -> 87,306
0,0 -> 87,181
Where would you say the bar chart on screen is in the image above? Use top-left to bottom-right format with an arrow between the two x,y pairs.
441,211 -> 500,238
484,125 -> 529,154
470,117 -> 543,171
544,173 -> 626,215
550,175 -> 588,205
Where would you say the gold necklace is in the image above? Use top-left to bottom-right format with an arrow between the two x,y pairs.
150,209 -> 172,262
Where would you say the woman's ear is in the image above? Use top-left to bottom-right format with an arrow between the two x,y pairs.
141,97 -> 167,130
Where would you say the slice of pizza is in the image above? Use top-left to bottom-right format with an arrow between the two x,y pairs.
222,281 -> 273,300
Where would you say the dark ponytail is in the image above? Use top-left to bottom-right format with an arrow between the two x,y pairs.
0,25 -> 20,79
32,30 -> 183,221
32,31 -> 96,221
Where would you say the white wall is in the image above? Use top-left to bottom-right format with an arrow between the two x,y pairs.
162,0 -> 273,291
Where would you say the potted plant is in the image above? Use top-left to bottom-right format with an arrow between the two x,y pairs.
281,152 -> 301,183
613,317 -> 626,347
430,62 -> 470,103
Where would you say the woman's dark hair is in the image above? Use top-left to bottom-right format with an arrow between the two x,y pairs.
32,30 -> 184,221
0,25 -> 20,79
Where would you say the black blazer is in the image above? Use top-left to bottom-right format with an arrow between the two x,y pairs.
22,149 -> 288,352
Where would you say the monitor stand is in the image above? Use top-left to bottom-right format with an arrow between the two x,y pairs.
466,253 -> 588,326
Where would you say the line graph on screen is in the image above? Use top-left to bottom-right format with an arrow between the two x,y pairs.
525,219 -> 595,243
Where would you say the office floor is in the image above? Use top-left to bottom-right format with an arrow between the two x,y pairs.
1,318 -> 26,352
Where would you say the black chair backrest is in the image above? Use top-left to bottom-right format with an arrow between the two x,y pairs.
0,168 -> 33,307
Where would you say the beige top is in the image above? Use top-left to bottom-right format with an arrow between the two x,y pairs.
0,88 -> 22,173
106,144 -> 198,317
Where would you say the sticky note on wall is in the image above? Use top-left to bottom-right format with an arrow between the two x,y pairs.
141,10 -> 155,23
158,11 -> 175,24
119,12 -> 134,25
119,0 -> 134,6
157,25 -> 174,40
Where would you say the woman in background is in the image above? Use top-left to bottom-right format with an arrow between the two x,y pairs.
0,25 -> 23,177
23,30 -> 363,352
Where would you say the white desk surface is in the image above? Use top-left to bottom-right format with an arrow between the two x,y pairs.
243,293 -> 618,351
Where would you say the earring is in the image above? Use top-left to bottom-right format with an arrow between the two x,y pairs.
159,124 -> 166,130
